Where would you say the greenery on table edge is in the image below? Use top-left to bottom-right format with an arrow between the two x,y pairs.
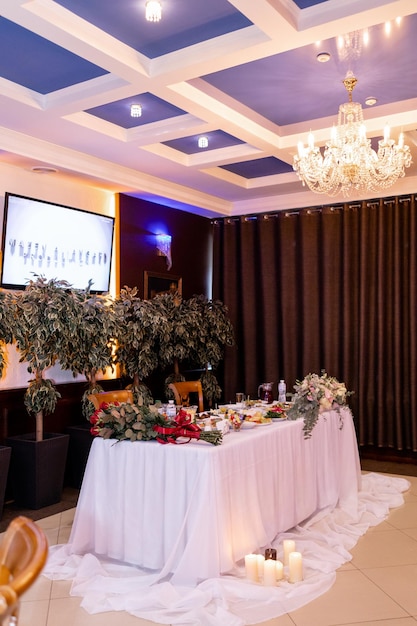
286,371 -> 353,439
90,401 -> 223,445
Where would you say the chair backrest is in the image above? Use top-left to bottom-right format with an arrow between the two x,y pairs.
0,516 -> 48,624
168,381 -> 204,413
87,390 -> 134,410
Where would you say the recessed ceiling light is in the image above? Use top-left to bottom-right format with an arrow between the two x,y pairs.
198,136 -> 209,149
31,166 -> 58,174
130,104 -> 142,118
365,97 -> 377,106
316,52 -> 331,63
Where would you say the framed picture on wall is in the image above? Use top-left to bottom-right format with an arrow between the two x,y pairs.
144,271 -> 182,300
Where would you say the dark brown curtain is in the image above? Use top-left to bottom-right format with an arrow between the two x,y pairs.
213,195 -> 417,451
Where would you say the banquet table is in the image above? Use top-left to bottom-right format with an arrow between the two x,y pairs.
68,407 -> 361,585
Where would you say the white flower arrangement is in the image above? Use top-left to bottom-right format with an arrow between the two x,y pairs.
287,371 -> 353,438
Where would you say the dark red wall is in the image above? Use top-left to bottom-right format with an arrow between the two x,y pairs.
119,195 -> 212,298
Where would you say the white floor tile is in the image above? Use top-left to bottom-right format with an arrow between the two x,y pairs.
9,470 -> 417,626
288,570 -> 408,626
350,528 -> 417,568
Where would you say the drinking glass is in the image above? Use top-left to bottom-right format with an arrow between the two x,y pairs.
236,392 -> 245,408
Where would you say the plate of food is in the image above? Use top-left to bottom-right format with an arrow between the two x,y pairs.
245,415 -> 272,426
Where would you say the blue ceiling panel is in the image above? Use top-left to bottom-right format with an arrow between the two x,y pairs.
163,130 -> 244,154
0,17 -> 107,94
86,93 -> 187,128
54,0 -> 252,59
293,0 -> 329,8
221,157 -> 293,179
202,14 -> 417,127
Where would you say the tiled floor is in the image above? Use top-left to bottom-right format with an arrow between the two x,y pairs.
5,473 -> 417,626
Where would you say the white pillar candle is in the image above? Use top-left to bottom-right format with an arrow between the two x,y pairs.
263,559 -> 277,586
275,559 -> 284,580
257,554 -> 265,577
283,539 -> 296,566
245,554 -> 258,582
288,551 -> 303,583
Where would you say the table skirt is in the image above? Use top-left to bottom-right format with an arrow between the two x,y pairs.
68,408 -> 361,584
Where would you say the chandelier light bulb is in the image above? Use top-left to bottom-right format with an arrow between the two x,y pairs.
146,0 -> 162,22
130,104 -> 142,118
293,73 -> 412,196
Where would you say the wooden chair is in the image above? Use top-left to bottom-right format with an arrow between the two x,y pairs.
168,381 -> 204,413
0,515 -> 48,625
87,390 -> 133,410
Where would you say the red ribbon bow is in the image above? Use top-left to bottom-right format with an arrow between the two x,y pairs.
153,409 -> 201,444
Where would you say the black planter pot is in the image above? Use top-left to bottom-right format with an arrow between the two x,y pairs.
6,433 -> 69,510
65,423 -> 94,489
0,446 -> 12,519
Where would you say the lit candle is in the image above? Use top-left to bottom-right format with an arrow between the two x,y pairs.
384,124 -> 390,143
297,141 -> 304,157
398,132 -> 404,148
263,559 -> 277,586
288,551 -> 303,583
308,132 -> 315,150
245,554 -> 258,582
257,554 -> 265,576
283,539 -> 296,566
276,560 -> 284,580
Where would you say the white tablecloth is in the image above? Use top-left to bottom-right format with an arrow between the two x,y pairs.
68,408 -> 361,584
44,410 -> 410,625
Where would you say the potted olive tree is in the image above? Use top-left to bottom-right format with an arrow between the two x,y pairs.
150,293 -> 234,407
5,276 -> 79,509
190,295 -> 234,407
151,293 -> 203,397
58,288 -> 117,488
0,290 -> 13,518
113,286 -> 158,405
59,289 -> 117,419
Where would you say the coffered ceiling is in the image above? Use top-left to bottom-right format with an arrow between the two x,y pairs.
1,0 -> 416,216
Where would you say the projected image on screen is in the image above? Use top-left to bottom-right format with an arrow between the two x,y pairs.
1,193 -> 115,293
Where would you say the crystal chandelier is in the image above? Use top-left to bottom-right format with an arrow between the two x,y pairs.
293,72 -> 412,196
145,0 -> 162,22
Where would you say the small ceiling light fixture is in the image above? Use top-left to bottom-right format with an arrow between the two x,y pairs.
198,136 -> 209,149
365,96 -> 377,106
145,0 -> 162,22
293,71 -> 412,196
130,104 -> 142,118
316,52 -> 331,63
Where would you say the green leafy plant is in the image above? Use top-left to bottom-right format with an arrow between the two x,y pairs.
0,290 -> 14,379
7,276 -> 80,441
90,401 -> 222,445
113,286 -> 158,404
59,289 -> 118,419
189,296 -> 234,405
145,292 -> 234,405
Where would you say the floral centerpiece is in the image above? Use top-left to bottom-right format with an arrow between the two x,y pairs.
90,401 -> 222,445
287,371 -> 353,438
